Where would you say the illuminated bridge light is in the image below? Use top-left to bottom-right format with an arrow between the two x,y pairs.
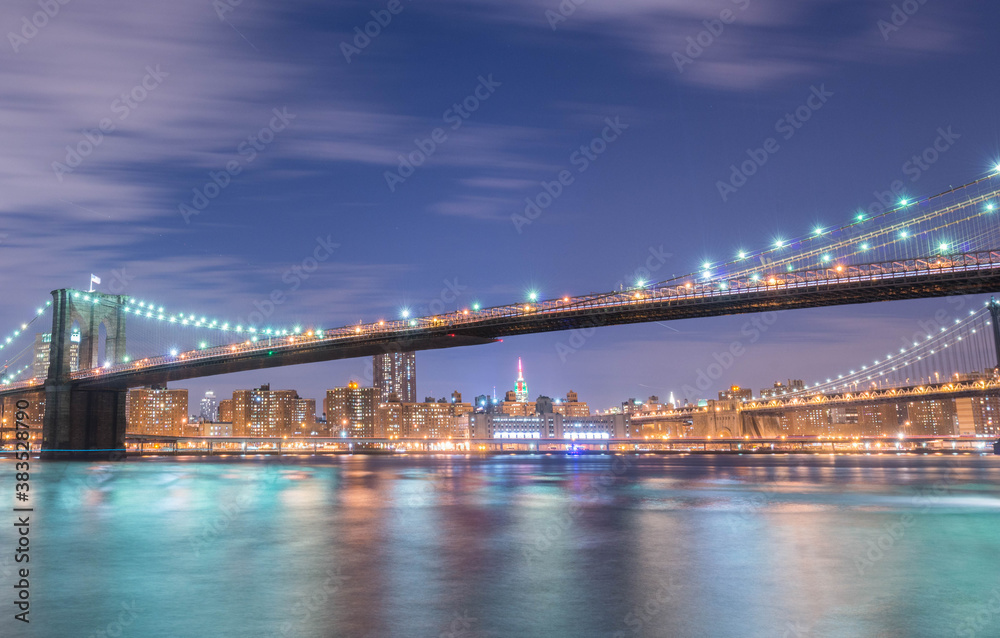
899,230 -> 909,238
738,251 -> 747,259
774,240 -> 785,248
860,243 -> 869,250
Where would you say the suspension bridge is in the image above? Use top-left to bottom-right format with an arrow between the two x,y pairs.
3,170 -> 1000,458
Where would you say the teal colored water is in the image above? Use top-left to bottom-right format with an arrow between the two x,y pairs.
4,454 -> 1000,638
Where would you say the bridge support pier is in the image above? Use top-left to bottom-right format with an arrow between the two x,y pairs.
41,384 -> 127,460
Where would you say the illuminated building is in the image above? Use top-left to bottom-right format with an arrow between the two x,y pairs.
553,390 -> 590,417
514,357 -> 529,402
719,385 -> 753,402
373,351 -> 416,403
200,391 -> 219,422
759,379 -> 805,399
219,399 -> 233,423
326,382 -> 378,437
502,389 -> 590,417
376,396 -> 473,438
127,386 -> 188,436
469,413 -> 627,439
291,397 -> 318,435
0,391 -> 45,447
906,399 -> 958,436
232,384 -> 314,437
203,422 -> 232,437
955,396 -> 1000,436
33,331 -> 79,379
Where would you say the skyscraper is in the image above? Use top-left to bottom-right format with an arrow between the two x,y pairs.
373,351 -> 416,403
515,357 -> 529,402
200,391 -> 219,422
33,331 -> 79,379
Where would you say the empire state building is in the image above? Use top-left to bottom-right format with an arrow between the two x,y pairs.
515,357 -> 529,402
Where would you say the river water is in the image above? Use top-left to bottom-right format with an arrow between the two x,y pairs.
4,453 -> 1000,638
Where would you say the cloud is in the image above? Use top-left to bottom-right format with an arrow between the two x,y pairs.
428,0 -> 979,90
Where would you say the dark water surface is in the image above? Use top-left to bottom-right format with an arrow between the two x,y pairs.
4,453 -> 1000,638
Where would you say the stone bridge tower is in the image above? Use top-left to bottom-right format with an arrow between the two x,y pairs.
42,289 -> 129,459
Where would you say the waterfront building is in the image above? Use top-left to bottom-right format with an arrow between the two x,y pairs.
127,386 -> 188,436
955,395 -> 1000,436
232,384 -> 314,437
203,421 -> 233,437
719,385 -> 753,402
905,399 -> 958,436
326,382 -> 378,437
468,412 -> 627,440
376,397 -> 473,438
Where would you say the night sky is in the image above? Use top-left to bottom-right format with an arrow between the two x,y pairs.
2,0 -> 998,411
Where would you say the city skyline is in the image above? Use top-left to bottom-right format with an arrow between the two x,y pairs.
2,1 -> 999,414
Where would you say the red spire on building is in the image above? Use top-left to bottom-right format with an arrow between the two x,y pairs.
515,357 -> 529,402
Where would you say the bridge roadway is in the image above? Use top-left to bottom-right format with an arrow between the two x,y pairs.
5,250 -> 1000,395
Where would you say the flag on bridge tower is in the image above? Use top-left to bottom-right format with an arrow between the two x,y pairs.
88,274 -> 101,292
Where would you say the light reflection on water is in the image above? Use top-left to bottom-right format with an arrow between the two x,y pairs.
5,453 -> 1000,638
